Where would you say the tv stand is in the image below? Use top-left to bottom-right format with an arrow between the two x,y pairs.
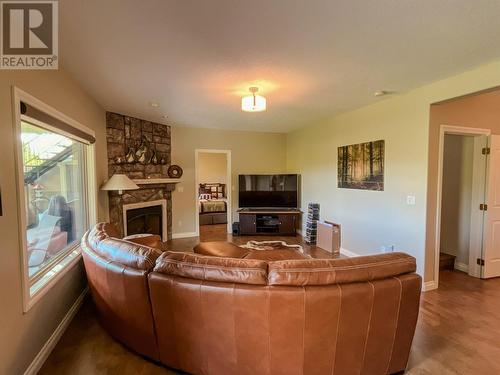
237,209 -> 301,236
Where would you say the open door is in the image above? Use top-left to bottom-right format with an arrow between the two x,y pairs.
482,135 -> 500,278
468,135 -> 488,278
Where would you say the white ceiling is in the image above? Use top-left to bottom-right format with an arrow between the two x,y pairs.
60,0 -> 500,133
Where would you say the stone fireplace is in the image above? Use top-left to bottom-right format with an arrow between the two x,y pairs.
106,112 -> 175,239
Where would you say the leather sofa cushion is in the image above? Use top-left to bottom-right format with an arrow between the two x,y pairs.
194,241 -> 250,258
154,251 -> 268,285
87,222 -> 162,271
268,252 -> 416,286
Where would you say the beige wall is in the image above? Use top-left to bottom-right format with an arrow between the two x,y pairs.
197,152 -> 228,185
0,69 -> 107,374
171,127 -> 287,235
440,135 -> 474,266
425,88 -> 500,280
287,59 -> 500,280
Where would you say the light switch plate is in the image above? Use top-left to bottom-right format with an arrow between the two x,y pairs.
406,195 -> 416,205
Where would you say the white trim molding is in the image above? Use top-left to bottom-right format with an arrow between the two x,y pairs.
23,287 -> 88,375
172,231 -> 198,239
194,149 -> 232,236
340,247 -> 360,257
454,262 -> 469,273
122,199 -> 168,241
12,86 -> 98,312
423,281 -> 438,292
432,124 -> 491,289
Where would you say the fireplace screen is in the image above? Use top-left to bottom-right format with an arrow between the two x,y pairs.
125,204 -> 162,238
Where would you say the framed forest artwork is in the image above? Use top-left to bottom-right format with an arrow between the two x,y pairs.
338,140 -> 385,191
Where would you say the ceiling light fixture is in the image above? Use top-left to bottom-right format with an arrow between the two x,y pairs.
242,87 -> 266,112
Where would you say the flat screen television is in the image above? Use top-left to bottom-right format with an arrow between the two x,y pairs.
238,174 -> 299,208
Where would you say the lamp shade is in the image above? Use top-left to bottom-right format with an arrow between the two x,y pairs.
242,94 -> 266,112
101,174 -> 139,194
241,86 -> 266,112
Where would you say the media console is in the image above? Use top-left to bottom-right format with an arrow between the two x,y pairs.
237,209 -> 302,236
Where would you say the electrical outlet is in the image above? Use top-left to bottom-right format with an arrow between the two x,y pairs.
177,186 -> 184,193
380,245 -> 395,253
178,221 -> 182,227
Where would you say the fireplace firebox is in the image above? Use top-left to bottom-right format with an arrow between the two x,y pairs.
122,199 -> 167,241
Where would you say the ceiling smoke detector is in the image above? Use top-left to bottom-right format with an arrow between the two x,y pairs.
374,90 -> 387,97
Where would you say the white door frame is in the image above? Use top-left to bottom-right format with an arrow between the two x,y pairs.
194,149 -> 232,236
433,125 -> 490,288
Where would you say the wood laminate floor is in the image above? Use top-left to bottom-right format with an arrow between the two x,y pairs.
39,227 -> 500,374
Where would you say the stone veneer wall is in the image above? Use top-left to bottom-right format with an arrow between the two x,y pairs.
106,112 -> 171,178
106,112 -> 174,239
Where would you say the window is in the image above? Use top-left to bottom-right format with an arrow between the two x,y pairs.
14,88 -> 97,311
22,121 -> 86,278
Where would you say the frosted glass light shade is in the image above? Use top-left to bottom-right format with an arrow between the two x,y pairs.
101,174 -> 139,194
241,94 -> 266,112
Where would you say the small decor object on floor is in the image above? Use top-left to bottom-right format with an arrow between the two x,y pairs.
338,139 -> 385,190
317,221 -> 341,255
240,240 -> 305,254
305,203 -> 320,244
168,164 -> 183,178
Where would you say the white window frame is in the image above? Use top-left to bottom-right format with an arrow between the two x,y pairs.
12,87 -> 98,312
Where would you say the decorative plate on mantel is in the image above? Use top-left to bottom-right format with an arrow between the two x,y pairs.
167,165 -> 183,178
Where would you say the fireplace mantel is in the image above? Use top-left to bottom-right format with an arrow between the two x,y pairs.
132,178 -> 180,185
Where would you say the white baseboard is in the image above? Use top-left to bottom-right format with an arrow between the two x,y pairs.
340,247 -> 360,257
454,262 -> 469,273
23,287 -> 88,375
423,280 -> 438,292
172,231 -> 197,239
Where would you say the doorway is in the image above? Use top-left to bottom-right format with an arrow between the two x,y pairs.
194,149 -> 232,237
435,126 -> 490,285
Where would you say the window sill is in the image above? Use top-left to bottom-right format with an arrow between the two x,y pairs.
25,246 -> 82,313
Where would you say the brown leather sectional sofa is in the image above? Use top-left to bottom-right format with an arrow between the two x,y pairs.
81,223 -> 422,375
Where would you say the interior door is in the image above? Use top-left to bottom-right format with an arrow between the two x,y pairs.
482,135 -> 500,278
468,135 -> 488,278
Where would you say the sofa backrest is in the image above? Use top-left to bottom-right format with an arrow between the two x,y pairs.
148,255 -> 421,375
154,251 -> 268,285
153,251 -> 416,286
81,223 -> 160,360
267,252 -> 416,286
